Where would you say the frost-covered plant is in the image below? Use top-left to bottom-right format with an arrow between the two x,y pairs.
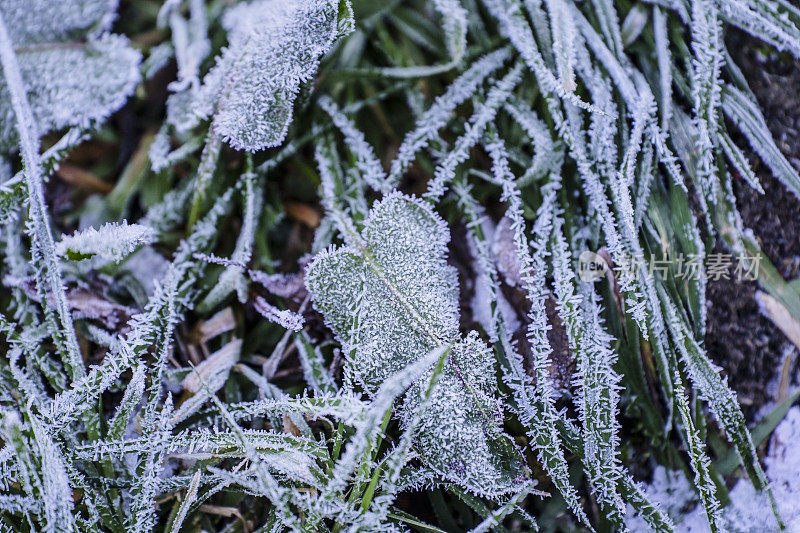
56,221 -> 155,262
305,192 -> 527,496
193,0 -> 353,151
1,0 -> 800,531
0,0 -> 141,149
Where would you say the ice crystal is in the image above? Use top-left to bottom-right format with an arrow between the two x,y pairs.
0,0 -> 140,149
56,221 -> 155,262
0,0 -> 798,530
195,0 -> 352,151
306,193 -> 527,496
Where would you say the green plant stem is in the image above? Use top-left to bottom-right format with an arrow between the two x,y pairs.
188,128 -> 222,230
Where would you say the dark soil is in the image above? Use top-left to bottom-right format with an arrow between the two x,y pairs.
706,274 -> 788,417
705,34 -> 800,418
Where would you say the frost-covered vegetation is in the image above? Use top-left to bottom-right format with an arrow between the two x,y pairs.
1,0 -> 800,531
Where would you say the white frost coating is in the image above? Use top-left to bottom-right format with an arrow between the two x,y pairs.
56,221 -> 156,263
552,217 -> 627,525
195,0 -> 352,151
629,407 -> 800,532
386,48 -> 510,188
306,193 -> 528,496
0,0 -> 140,149
653,6 -> 672,132
545,0 -> 578,91
161,0 -> 210,92
27,409 -> 77,533
0,0 -> 117,45
689,0 -> 724,203
253,296 -> 305,332
319,95 -> 388,193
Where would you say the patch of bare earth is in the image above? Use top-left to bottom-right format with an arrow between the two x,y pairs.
706,34 -> 800,418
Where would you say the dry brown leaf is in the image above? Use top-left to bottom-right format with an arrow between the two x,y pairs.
56,163 -> 113,193
285,202 -> 321,228
182,339 -> 242,394
195,307 -> 236,344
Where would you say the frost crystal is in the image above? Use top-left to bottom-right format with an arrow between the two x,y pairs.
306,192 -> 527,496
253,296 -> 305,332
0,0 -> 140,149
195,0 -> 352,151
56,221 -> 156,262
0,0 -> 117,45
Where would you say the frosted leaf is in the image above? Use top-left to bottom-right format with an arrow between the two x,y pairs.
354,348 -> 453,527
653,6 -> 672,132
718,0 -> 800,60
107,361 -> 146,440
722,85 -> 800,201
503,96 -> 561,182
478,168 -> 593,527
551,219 -> 626,525
673,371 -> 722,530
200,168 -> 262,308
149,128 -> 171,173
689,0 -> 724,202
166,89 -> 202,133
26,408 -> 77,533
545,0 -> 578,91
657,283 -> 780,523
253,296 -> 306,332
56,221 -> 155,262
404,332 -> 528,496
0,34 -> 141,149
306,193 -> 527,496
314,346 -> 449,513
466,484 -> 534,533
142,42 -> 174,80
169,470 -> 202,533
307,193 -> 459,391
161,0 -> 210,92
0,11 -> 88,378
296,332 -> 338,393
0,0 -> 117,46
433,0 -> 468,62
195,0 -> 352,151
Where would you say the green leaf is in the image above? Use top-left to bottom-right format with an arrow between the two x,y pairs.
306,192 -> 528,496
